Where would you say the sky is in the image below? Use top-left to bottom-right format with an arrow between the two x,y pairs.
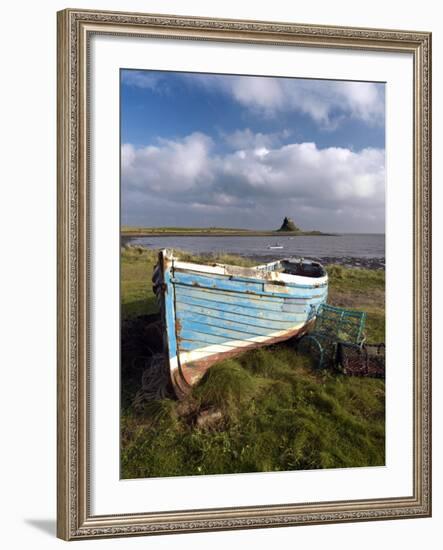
121,69 -> 385,232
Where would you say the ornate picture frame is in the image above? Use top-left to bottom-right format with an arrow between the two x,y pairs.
57,8 -> 431,540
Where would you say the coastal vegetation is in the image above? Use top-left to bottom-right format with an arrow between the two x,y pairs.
120,246 -> 385,479
121,218 -> 329,237
122,225 -> 253,235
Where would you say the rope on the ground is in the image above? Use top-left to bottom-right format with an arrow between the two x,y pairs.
133,354 -> 172,409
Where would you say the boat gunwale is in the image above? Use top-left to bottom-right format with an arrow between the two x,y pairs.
171,257 -> 328,287
171,274 -> 327,299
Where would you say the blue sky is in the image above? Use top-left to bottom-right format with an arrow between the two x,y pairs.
121,69 -> 385,232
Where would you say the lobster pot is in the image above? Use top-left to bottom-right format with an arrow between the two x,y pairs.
338,343 -> 385,378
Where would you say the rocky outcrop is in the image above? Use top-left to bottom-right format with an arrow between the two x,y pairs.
278,216 -> 300,232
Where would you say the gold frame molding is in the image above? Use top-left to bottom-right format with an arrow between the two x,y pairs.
57,8 -> 432,541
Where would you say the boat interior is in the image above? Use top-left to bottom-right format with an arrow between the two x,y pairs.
281,259 -> 326,278
258,258 -> 326,278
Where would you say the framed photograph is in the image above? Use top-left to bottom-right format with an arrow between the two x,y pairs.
57,8 -> 431,540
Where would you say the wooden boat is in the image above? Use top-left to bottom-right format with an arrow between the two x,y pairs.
152,249 -> 328,399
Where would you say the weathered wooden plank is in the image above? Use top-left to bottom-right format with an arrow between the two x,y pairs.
172,271 -> 326,299
174,284 -> 312,311
176,286 -> 326,319
178,338 -> 237,352
179,327 -> 249,347
175,293 -> 301,322
176,302 -> 307,331
162,257 -> 178,362
175,284 -> 286,306
179,320 -> 267,343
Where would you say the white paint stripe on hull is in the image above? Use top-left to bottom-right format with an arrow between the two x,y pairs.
174,322 -> 306,365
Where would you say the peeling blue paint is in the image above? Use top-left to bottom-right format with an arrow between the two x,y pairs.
154,251 -> 328,391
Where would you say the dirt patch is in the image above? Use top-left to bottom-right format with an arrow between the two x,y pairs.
329,288 -> 384,309
196,408 -> 224,431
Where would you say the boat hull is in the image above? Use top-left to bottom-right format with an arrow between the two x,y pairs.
153,250 -> 328,399
170,321 -> 315,398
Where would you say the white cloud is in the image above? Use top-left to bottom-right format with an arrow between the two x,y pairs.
122,131 -> 385,231
122,133 -> 213,193
222,128 -> 291,150
224,77 -> 385,126
122,71 -> 385,128
121,70 -> 165,90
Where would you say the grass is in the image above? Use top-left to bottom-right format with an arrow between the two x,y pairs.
120,246 -> 385,479
326,264 -> 385,343
122,225 -> 253,234
121,226 -> 331,237
121,246 -> 159,318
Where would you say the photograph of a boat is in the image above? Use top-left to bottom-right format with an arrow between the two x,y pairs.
268,243 -> 284,249
153,249 -> 328,398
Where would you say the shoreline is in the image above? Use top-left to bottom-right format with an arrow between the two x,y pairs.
122,243 -> 384,271
121,231 -> 334,240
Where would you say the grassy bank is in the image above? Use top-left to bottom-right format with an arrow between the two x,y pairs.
122,225 -> 252,235
120,246 -> 385,479
121,226 -> 329,237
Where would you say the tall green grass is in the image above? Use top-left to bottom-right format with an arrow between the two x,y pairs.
121,347 -> 384,478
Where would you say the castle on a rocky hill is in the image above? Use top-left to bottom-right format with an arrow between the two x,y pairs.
277,217 -> 300,232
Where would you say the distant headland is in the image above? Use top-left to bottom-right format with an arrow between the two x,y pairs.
121,217 -> 332,238
277,216 -> 300,232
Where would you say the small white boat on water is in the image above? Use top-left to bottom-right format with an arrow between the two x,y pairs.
268,244 -> 284,250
